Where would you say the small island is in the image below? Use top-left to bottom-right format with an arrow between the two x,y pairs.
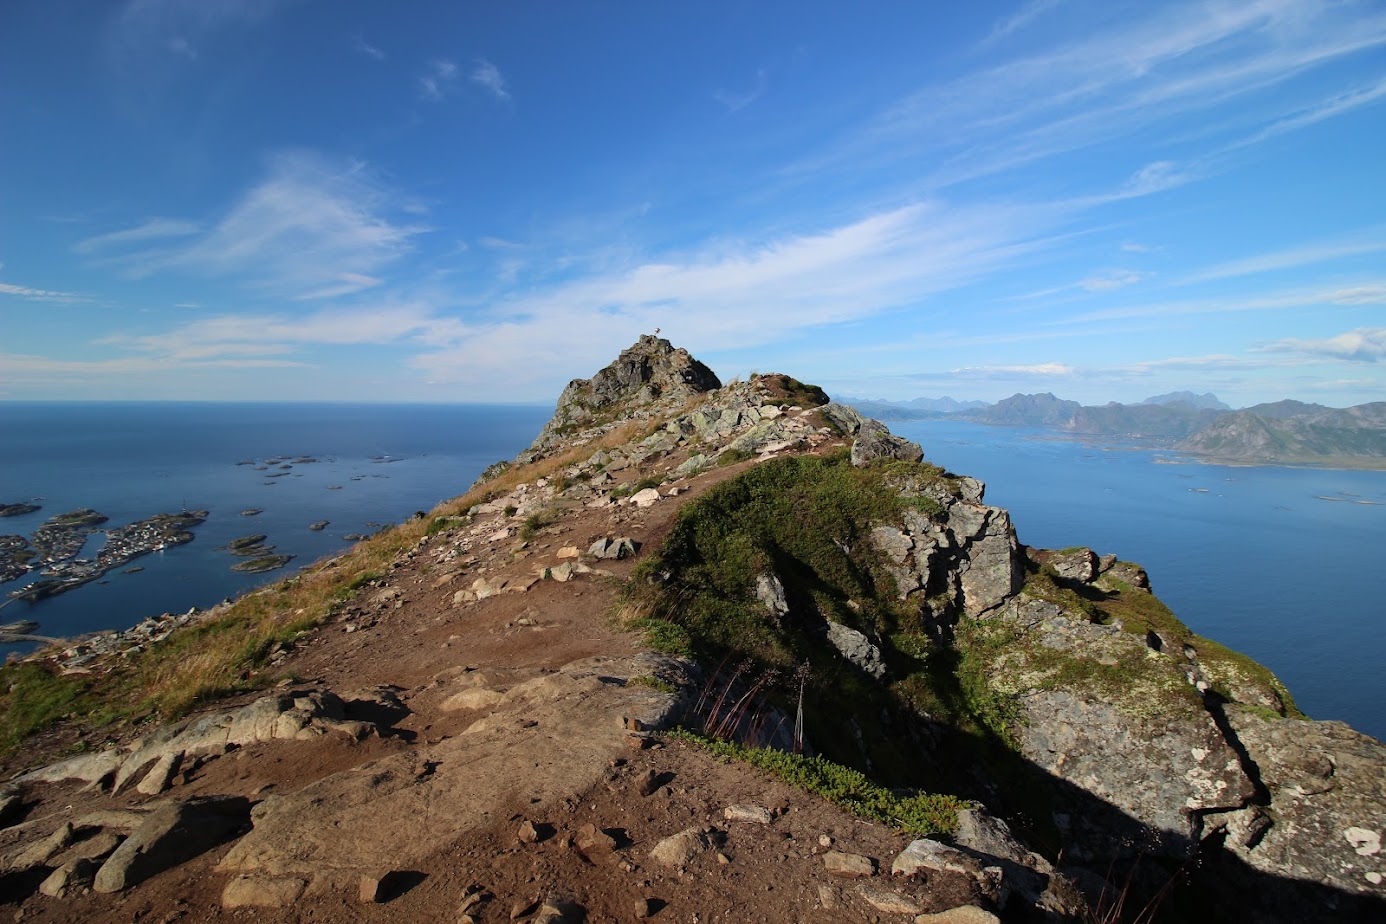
307,520 -> 329,531
0,502 -> 42,518
231,554 -> 294,573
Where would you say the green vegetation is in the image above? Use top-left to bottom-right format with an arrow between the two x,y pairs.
519,508 -> 557,542
674,730 -> 964,837
757,373 -> 830,409
626,618 -> 693,657
716,448 -> 753,466
0,663 -> 103,752
619,451 -> 998,789
625,674 -> 678,694
625,450 -> 932,665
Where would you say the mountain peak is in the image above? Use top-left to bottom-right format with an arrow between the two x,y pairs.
523,336 -> 722,459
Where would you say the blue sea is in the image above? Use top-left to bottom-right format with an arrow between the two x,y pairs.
1,405 -> 1382,741
892,419 -> 1386,741
0,402 -> 550,653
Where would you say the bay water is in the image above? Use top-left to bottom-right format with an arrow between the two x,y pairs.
0,402 -> 550,653
893,418 -> 1386,741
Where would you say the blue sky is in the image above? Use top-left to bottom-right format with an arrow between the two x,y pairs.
2,0 -> 1384,407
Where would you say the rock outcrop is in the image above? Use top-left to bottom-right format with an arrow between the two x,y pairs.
522,335 -> 721,461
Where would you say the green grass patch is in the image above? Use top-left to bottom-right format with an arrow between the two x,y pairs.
628,618 -> 693,657
626,674 -> 678,694
0,663 -> 100,752
674,730 -> 964,836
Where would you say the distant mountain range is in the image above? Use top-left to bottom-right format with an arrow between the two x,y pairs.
837,395 -> 988,420
841,392 -> 1386,468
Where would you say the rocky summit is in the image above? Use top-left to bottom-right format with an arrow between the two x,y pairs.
1,338 -> 1382,924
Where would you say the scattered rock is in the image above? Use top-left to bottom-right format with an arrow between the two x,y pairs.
723,804 -> 773,825
575,823 -> 618,854
135,750 -> 181,796
39,857 -> 98,898
824,621 -> 886,679
823,849 -> 877,878
359,873 -> 388,903
857,881 -> 923,914
649,827 -> 709,867
630,488 -> 661,508
588,537 -> 640,560
892,838 -> 985,879
533,894 -> 585,923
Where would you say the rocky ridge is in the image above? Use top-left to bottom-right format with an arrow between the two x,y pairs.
0,337 -> 1382,923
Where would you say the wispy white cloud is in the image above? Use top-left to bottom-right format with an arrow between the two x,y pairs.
714,68 -> 767,112
0,351 -> 307,379
0,281 -> 89,304
792,1 -> 1386,194
89,151 -> 425,299
168,36 -> 197,60
1016,268 -> 1151,300
952,362 -> 1076,378
294,272 -> 384,301
1064,280 -> 1386,323
420,59 -> 459,100
1080,270 -> 1150,292
109,0 -> 283,62
104,301 -> 459,363
1256,327 -> 1386,363
1220,74 -> 1386,153
983,0 -> 1066,43
470,59 -> 510,101
408,198 -> 1062,396
352,34 -> 385,61
1181,236 -> 1386,283
74,217 -> 201,254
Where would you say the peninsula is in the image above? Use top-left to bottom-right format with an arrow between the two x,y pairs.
0,338 -> 1380,924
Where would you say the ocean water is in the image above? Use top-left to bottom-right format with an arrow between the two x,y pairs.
0,402 -> 550,653
892,419 -> 1386,741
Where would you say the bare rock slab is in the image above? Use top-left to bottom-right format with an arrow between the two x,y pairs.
893,838 -> 984,879
94,796 -> 250,893
222,874 -> 307,909
915,907 -> 1001,924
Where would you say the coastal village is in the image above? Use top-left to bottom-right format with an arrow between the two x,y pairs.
1,510 -> 208,604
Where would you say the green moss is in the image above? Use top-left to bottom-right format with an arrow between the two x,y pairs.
673,730 -> 964,837
953,618 -> 1025,746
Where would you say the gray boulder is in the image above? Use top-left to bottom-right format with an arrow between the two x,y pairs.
850,419 -> 924,467
1202,708 -> 1386,906
824,622 -> 886,679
